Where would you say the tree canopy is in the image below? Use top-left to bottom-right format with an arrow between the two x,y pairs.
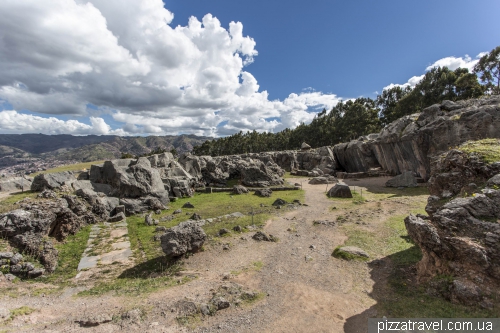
474,46 -> 500,94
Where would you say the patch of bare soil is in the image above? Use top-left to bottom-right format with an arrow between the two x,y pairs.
0,177 -> 421,333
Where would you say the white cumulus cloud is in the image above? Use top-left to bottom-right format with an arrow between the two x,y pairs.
0,0 -> 340,136
383,53 -> 484,91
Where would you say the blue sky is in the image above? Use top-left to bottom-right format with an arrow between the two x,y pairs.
167,0 -> 499,99
0,0 -> 498,136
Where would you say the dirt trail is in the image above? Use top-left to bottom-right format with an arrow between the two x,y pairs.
0,177 -> 410,333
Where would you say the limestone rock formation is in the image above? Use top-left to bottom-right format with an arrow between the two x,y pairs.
333,97 -> 500,180
31,171 -> 76,191
405,146 -> 500,306
0,176 -> 32,192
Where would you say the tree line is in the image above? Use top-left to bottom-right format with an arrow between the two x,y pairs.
193,46 -> 499,156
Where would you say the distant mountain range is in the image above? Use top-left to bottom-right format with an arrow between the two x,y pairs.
0,134 -> 211,165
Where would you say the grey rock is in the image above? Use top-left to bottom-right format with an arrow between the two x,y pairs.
199,303 -> 211,316
212,297 -> 230,310
173,209 -> 182,214
233,225 -> 242,232
0,176 -> 32,192
232,185 -> 248,194
27,268 -> 44,278
385,171 -> 417,188
155,226 -> 167,232
219,228 -> 230,236
23,262 -> 35,271
182,202 -> 195,208
122,308 -> 142,322
0,252 -> 13,259
308,176 -> 336,185
254,188 -> 272,197
301,142 -> 312,150
10,253 -> 23,265
327,183 -> 353,198
31,171 -> 75,191
272,198 -> 287,206
190,213 -> 202,220
4,274 -> 16,281
145,213 -> 158,226
252,231 -> 275,242
487,174 -> 500,188
335,246 -> 369,258
37,189 -> 57,199
160,221 -> 207,258
77,313 -> 113,327
9,264 -> 22,274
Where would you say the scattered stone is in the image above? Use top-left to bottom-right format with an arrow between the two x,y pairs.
10,264 -> 22,274
145,213 -> 158,226
160,215 -> 174,222
219,228 -> 230,236
327,183 -> 353,198
155,209 -> 162,215
200,303 -> 211,316
190,213 -> 202,220
222,244 -> 230,250
308,176 -> 337,185
4,274 -> 16,282
252,231 -> 276,242
232,185 -> 249,194
301,142 -> 312,150
309,245 -> 316,249
77,314 -> 113,327
211,297 -> 230,310
254,188 -> 272,197
10,253 -> 23,265
487,174 -> 500,188
272,198 -> 287,206
160,221 -> 207,258
173,209 -> 182,214
155,226 -> 167,232
233,225 -> 242,232
333,246 -> 369,259
23,262 -> 35,271
305,255 -> 313,262
182,202 -> 195,208
27,268 -> 44,278
385,171 -> 418,188
0,252 -> 13,259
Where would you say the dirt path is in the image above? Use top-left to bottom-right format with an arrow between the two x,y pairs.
0,177 -> 418,333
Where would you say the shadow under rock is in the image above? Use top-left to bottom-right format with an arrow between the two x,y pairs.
118,255 -> 182,279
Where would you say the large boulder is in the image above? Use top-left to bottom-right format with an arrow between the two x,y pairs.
385,171 -> 418,188
0,176 -> 33,192
160,221 -> 207,258
31,171 -> 76,191
327,183 -> 353,198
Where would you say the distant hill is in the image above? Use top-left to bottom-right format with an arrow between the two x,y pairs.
0,134 -> 211,163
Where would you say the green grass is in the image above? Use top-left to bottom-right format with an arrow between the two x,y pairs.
459,138 -> 500,163
43,225 -> 91,284
29,160 -> 105,177
9,306 -> 36,320
0,191 -> 38,214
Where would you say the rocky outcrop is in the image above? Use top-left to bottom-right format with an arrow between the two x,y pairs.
160,221 -> 207,258
31,171 -> 76,191
0,176 -> 32,192
405,145 -> 500,306
334,97 -> 500,180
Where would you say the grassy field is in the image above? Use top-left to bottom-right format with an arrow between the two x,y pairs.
29,160 -> 105,177
458,138 -> 500,163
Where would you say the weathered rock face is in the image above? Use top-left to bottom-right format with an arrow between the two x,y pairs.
0,194 -> 100,273
31,171 -> 76,191
334,97 -> 500,180
405,146 -> 500,306
327,183 -> 352,198
0,176 -> 33,192
160,221 -> 207,258
181,154 -> 285,188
